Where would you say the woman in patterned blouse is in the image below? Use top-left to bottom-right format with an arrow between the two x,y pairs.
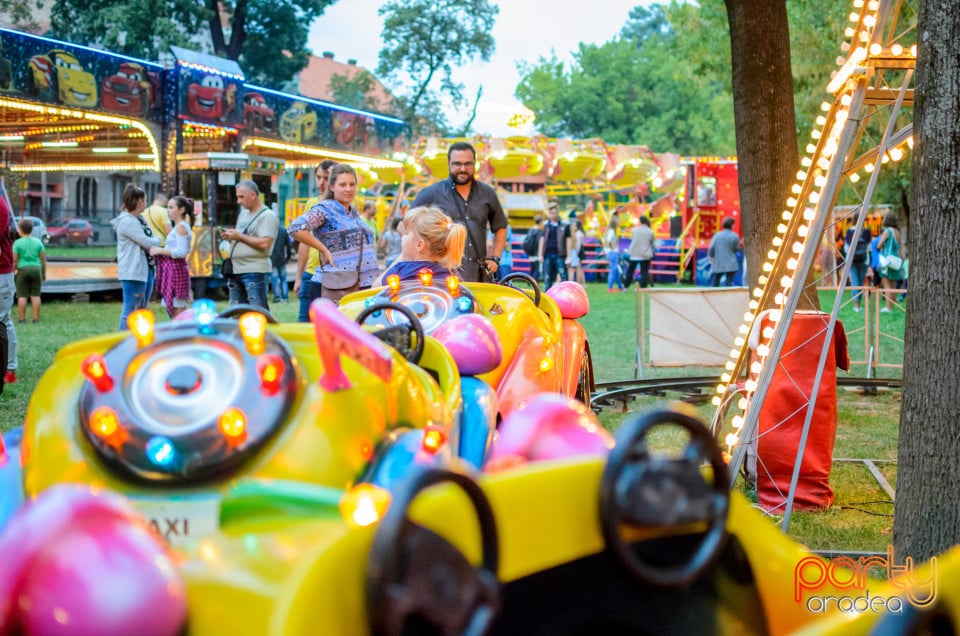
287,164 -> 378,298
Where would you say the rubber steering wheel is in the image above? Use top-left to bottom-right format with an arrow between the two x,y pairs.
498,272 -> 541,307
217,303 -> 280,324
355,301 -> 426,364
366,468 -> 500,636
599,409 -> 730,588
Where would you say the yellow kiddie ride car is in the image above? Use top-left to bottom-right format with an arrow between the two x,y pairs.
8,298 -> 480,545
339,273 -> 594,419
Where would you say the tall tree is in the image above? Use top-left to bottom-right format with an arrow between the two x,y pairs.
516,1 -> 735,155
48,0 -> 335,89
376,0 -> 498,136
329,70 -> 387,113
724,0 -> 798,295
894,0 -> 960,561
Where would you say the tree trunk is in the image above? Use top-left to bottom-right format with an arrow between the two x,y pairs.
893,0 -> 960,562
724,0 -> 799,301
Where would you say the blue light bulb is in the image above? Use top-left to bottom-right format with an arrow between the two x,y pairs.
193,299 -> 218,333
457,297 -> 472,313
146,436 -> 176,467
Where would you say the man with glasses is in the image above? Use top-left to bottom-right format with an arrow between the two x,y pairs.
412,141 -> 507,283
293,159 -> 336,321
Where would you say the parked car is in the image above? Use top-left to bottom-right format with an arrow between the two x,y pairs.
46,217 -> 94,246
11,215 -> 48,243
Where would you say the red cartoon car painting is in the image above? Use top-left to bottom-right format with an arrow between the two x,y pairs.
243,91 -> 275,133
186,74 -> 225,120
101,62 -> 160,117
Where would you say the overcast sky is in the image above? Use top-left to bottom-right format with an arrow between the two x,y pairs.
308,0 -> 650,137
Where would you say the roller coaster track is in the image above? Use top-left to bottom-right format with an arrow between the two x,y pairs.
592,376 -> 902,408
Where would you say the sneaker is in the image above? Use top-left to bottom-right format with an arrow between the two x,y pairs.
853,306 -> 862,312
4,371 -> 16,384
880,307 -> 891,313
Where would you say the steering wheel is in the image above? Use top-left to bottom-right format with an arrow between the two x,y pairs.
498,272 -> 541,307
356,301 -> 426,364
217,303 -> 279,324
599,409 -> 730,588
366,468 -> 500,636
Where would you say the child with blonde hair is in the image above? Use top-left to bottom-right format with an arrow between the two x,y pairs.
378,206 -> 466,284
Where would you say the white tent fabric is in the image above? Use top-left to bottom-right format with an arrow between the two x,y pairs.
647,288 -> 749,366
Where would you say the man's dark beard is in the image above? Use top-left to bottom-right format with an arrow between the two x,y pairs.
452,171 -> 473,185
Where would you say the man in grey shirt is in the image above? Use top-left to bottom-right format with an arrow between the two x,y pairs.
411,141 -> 507,283
221,180 -> 278,309
708,216 -> 742,286
625,214 -> 656,288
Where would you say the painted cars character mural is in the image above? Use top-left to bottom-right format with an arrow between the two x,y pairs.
279,101 -> 317,143
28,49 -> 97,107
101,62 -> 161,117
186,74 -> 226,120
332,111 -> 380,154
0,36 -> 13,92
243,91 -> 275,134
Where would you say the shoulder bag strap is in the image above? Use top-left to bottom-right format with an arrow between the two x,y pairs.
229,208 -> 269,258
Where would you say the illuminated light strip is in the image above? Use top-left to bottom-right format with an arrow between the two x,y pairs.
5,163 -> 155,173
0,26 -> 162,70
0,97 -> 160,171
177,60 -> 243,81
182,120 -> 238,136
242,138 -> 405,170
12,125 -> 102,136
244,84 -> 405,125
828,47 -> 869,94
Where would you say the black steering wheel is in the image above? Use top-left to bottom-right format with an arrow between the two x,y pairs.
366,468 -> 500,636
356,301 -> 426,364
217,303 -> 280,324
599,409 -> 730,588
499,272 -> 541,307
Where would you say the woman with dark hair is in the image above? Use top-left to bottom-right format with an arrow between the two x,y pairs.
876,211 -> 904,313
112,183 -> 160,330
287,164 -> 378,305
149,195 -> 195,318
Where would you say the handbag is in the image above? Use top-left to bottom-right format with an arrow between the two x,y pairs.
879,229 -> 903,271
221,208 -> 268,279
879,253 -> 903,271
319,230 -> 364,304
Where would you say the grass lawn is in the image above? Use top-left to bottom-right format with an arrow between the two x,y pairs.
0,282 -> 903,552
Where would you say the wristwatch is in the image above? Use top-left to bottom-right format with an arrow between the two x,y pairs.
486,256 -> 501,263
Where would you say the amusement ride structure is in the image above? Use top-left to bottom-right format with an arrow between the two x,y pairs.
711,0 -> 914,527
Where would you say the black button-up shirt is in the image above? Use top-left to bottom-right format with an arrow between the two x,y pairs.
412,178 -> 508,282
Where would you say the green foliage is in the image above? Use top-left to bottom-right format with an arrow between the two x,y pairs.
516,1 -> 735,155
787,1 -> 852,143
0,0 -> 47,31
230,0 -> 337,88
49,0 -> 209,63
376,0 -> 498,135
47,0 -> 336,89
329,70 -> 386,113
